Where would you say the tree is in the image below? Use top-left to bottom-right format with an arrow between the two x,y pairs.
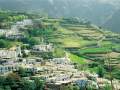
0,87 -> 4,90
0,39 -> 8,48
104,83 -> 112,90
97,65 -> 105,78
22,79 -> 35,90
73,85 -> 80,90
18,67 -> 27,77
113,70 -> 120,79
4,86 -> 11,90
5,73 -> 21,90
34,78 -> 45,90
41,52 -> 53,59
0,76 -> 6,86
62,84 -> 79,90
28,37 -> 39,46
21,37 -> 39,46
106,52 -> 114,90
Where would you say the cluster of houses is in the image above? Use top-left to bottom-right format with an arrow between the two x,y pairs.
0,49 -> 119,89
0,50 -> 17,59
15,19 -> 33,28
32,43 -> 53,52
0,44 -> 99,89
0,19 -> 120,90
0,19 -> 33,40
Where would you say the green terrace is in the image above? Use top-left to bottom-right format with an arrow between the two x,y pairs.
68,52 -> 87,64
79,47 -> 112,54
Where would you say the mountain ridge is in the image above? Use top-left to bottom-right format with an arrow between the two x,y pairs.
0,0 -> 120,32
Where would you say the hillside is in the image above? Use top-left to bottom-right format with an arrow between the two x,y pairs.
34,17 -> 120,79
0,11 -> 120,89
0,0 -> 120,26
103,9 -> 120,32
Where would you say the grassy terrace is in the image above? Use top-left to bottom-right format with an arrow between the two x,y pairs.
0,39 -> 23,49
68,53 -> 86,64
79,47 -> 112,54
46,25 -> 99,48
62,38 -> 96,48
39,19 -> 119,60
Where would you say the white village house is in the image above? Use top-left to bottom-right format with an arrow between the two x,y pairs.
0,29 -> 7,36
32,44 -> 53,52
6,33 -> 25,40
52,57 -> 70,64
0,46 -> 22,59
0,65 -> 19,74
16,19 -> 33,28
0,50 -> 17,59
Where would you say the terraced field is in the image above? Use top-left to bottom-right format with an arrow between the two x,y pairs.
43,19 -> 104,48
41,18 -> 120,71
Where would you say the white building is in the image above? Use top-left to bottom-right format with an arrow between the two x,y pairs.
0,46 -> 21,60
0,65 -> 19,74
52,57 -> 69,64
0,29 -> 7,36
16,19 -> 33,28
32,44 -> 53,52
7,33 -> 25,40
0,50 -> 17,59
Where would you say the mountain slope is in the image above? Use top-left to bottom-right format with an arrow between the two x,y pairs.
0,0 -> 120,29
103,10 -> 120,32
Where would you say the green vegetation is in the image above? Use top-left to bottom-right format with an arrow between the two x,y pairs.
113,69 -> 120,79
97,65 -> 105,77
68,53 -> 86,64
0,39 -> 11,48
39,19 -> 96,48
80,47 -> 112,54
0,10 -> 28,29
103,83 -> 112,90
0,68 -> 45,90
0,10 -> 120,90
27,28 -> 53,37
53,48 -> 65,58
7,15 -> 28,22
62,84 -> 80,90
0,39 -> 22,48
